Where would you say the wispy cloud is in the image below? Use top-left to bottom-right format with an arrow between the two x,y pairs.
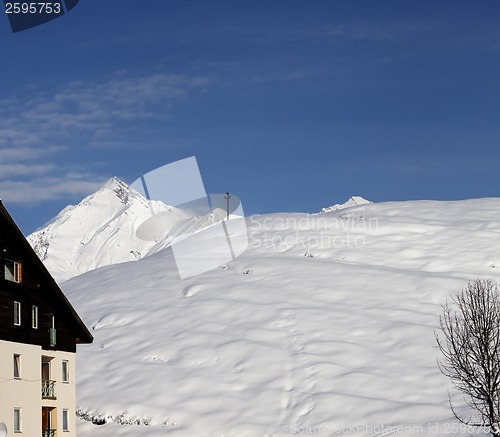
0,174 -> 105,204
0,144 -> 98,204
221,19 -> 500,52
0,72 -> 210,204
0,73 -> 209,148
220,22 -> 405,45
0,146 -> 65,163
0,163 -> 56,177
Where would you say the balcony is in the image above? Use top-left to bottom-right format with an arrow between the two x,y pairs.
42,430 -> 56,437
41,379 -> 56,399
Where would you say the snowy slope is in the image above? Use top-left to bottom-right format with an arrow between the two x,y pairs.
56,197 -> 500,436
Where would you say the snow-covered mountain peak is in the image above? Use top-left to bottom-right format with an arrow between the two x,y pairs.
101,176 -> 124,190
27,179 -> 240,283
27,178 -> 172,282
104,177 -> 134,205
321,195 -> 371,213
84,177 -> 147,208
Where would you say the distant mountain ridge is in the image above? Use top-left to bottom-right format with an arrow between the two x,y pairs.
320,196 -> 371,213
28,179 -> 369,283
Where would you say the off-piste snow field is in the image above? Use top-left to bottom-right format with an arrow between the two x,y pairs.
29,180 -> 500,436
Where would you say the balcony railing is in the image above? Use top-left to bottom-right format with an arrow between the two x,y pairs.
41,379 -> 56,399
42,429 -> 56,437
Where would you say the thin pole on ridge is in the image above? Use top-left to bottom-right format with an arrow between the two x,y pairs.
224,192 -> 231,220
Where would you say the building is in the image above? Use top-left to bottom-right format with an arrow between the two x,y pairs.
0,200 -> 93,436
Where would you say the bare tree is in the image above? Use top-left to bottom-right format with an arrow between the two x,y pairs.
436,279 -> 500,436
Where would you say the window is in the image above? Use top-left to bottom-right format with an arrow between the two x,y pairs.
62,409 -> 69,431
13,407 -> 21,432
14,301 -> 21,326
5,259 -> 21,283
41,357 -> 51,381
13,354 -> 21,379
32,305 -> 38,329
49,314 -> 56,347
62,360 -> 69,383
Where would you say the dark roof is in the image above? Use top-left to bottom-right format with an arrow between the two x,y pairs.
0,200 -> 93,344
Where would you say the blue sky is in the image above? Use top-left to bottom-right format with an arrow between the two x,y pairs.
1,0 -> 500,234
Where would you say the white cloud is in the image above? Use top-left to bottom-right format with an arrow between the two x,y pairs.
0,174 -> 105,204
0,146 -> 65,163
0,163 -> 56,177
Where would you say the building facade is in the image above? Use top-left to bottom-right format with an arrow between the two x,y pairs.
0,201 -> 93,436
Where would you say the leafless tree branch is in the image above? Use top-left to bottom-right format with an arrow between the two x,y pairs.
436,279 -> 500,437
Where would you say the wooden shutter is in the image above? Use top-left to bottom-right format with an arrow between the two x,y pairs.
16,262 -> 22,284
